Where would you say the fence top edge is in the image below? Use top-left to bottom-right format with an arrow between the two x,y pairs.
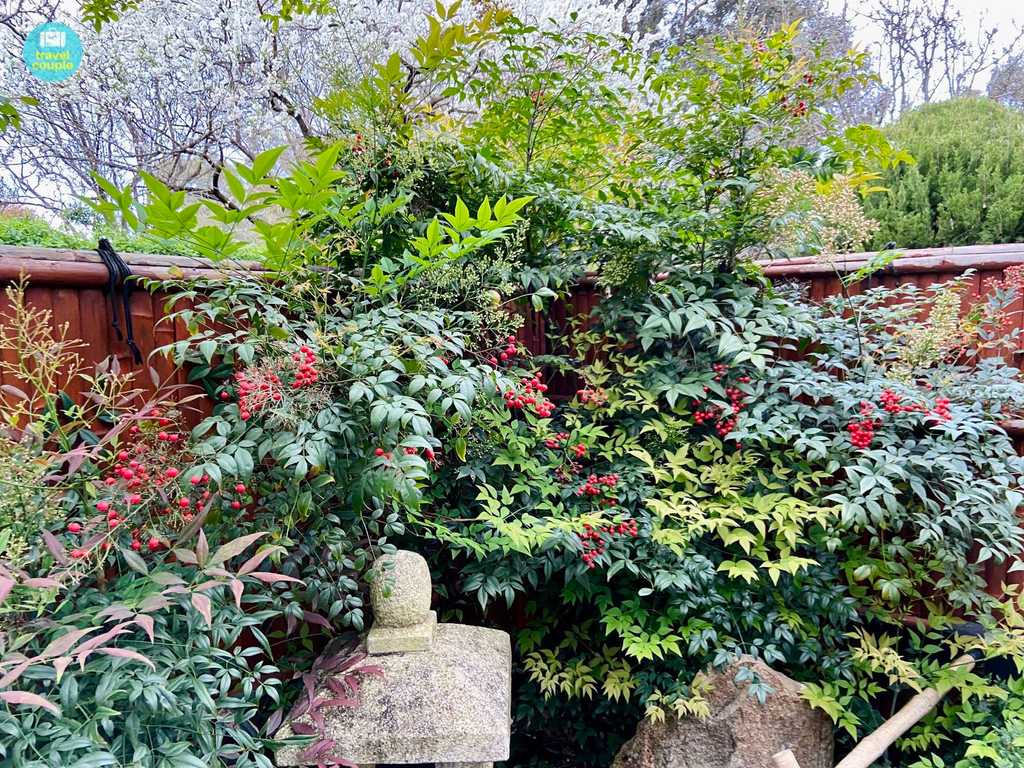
759,244 -> 1024,276
0,244 -> 265,271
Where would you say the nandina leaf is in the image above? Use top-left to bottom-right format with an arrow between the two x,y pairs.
137,595 -> 171,612
40,627 -> 95,659
52,656 -> 72,682
191,593 -> 213,627
195,530 -> 209,567
229,578 -> 244,609
0,660 -> 30,688
148,572 -> 185,586
173,548 -> 198,565
245,571 -> 304,585
41,530 -> 68,564
291,722 -> 316,735
0,690 -> 60,715
133,614 -> 154,642
0,575 -> 13,605
22,577 -> 60,589
194,579 -> 225,592
209,531 -> 266,566
237,544 -> 284,576
303,610 -> 331,629
76,625 -> 133,668
96,647 -> 156,670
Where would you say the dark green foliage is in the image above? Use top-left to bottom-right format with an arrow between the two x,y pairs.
866,98 -> 1024,248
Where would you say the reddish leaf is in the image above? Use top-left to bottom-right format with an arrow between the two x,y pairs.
246,571 -> 304,585
291,722 -> 316,735
303,611 -> 332,630
149,572 -> 185,586
237,545 -> 283,576
41,530 -> 68,565
0,691 -> 60,715
96,647 -> 156,670
191,593 -> 212,627
209,532 -> 266,566
75,624 -> 133,667
0,575 -> 13,606
133,614 -> 155,642
195,530 -> 209,567
265,709 -> 284,735
172,548 -> 198,565
0,660 -> 30,688
22,578 -> 60,589
194,579 -> 225,592
40,627 -> 95,659
137,595 -> 170,612
52,656 -> 72,682
229,578 -> 244,609
1,384 -> 27,400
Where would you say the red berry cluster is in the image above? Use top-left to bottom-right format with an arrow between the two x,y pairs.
291,345 -> 320,388
579,519 -> 639,569
691,367 -> 750,440
847,419 -> 876,449
847,392 -> 955,450
234,346 -> 320,421
545,431 -> 570,449
502,371 -> 554,417
236,370 -> 282,421
576,472 -> 619,498
487,335 -> 520,366
68,412 -> 196,558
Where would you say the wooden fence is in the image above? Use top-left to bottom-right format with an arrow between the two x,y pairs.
0,245 -> 262,410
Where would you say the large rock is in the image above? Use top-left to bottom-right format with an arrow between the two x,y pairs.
613,657 -> 833,768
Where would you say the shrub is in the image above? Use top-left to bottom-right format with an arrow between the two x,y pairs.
865,98 -> 1024,248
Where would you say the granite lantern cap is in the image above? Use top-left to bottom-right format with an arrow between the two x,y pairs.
274,550 -> 512,768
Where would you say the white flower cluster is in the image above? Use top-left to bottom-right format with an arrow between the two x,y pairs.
0,0 -> 653,210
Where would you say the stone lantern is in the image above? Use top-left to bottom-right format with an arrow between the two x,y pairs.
275,550 -> 512,768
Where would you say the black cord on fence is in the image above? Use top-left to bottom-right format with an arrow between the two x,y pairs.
96,238 -> 143,365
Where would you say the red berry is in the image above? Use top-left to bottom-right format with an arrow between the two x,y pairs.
234,483 -> 246,494
68,522 -> 82,534
96,501 -> 110,513
374,447 -> 385,457
147,537 -> 160,551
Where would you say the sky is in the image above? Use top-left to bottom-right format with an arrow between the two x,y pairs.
827,0 -> 1024,49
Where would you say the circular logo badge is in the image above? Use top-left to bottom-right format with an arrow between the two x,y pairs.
22,22 -> 83,82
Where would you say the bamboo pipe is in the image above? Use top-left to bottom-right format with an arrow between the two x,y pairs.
834,654 -> 976,768
770,654 -> 977,768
